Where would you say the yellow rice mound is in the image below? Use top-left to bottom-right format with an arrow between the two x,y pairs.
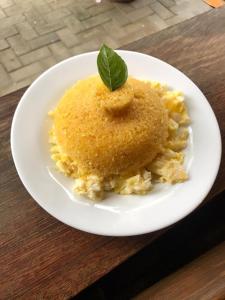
49,76 -> 190,200
52,76 -> 169,177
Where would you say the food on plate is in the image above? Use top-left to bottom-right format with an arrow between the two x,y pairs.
49,45 -> 190,200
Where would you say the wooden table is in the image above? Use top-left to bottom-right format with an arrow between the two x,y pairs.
134,242 -> 225,300
1,7 -> 225,299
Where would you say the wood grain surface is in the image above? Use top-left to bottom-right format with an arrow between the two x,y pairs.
134,242 -> 225,300
1,7 -> 225,299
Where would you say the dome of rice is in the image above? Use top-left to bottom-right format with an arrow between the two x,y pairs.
53,76 -> 168,177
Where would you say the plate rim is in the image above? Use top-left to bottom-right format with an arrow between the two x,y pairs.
11,50 -> 222,236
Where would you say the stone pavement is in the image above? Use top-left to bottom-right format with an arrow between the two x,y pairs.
0,0 -> 211,96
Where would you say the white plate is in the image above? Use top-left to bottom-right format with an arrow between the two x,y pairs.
11,51 -> 221,236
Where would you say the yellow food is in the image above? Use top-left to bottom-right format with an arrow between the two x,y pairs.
49,76 -> 190,200
52,76 -> 168,177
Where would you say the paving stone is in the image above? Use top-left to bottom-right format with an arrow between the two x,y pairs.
124,21 -> 144,35
44,8 -> 71,23
122,15 -> 162,38
24,8 -> 46,26
118,29 -> 146,46
151,1 -> 174,19
17,0 -> 46,6
49,0 -> 78,9
159,0 -> 175,8
146,13 -> 168,31
135,16 -> 164,35
56,28 -> 79,48
76,26 -> 105,43
1,73 -> 40,96
0,39 -> 9,50
107,8 -> 131,27
16,22 -> 38,40
20,47 -> 51,65
117,18 -> 154,46
34,3 -> 52,15
7,34 -> 31,55
0,25 -> 17,39
166,15 -> 186,26
13,0 -> 33,10
170,0 -> 211,17
29,32 -> 59,50
0,48 -> 21,71
10,62 -> 43,82
14,73 -> 41,89
68,5 -> 90,21
71,40 -> 101,55
0,83 -> 12,96
0,0 -> 14,9
40,55 -> 57,69
49,41 -> 71,60
0,14 -> 25,27
34,19 -> 65,35
127,6 -> 154,22
74,0 -> 95,9
103,20 -> 127,39
132,0 -> 156,9
4,5 -> 26,16
114,2 -> 134,14
102,36 -> 120,49
81,27 -> 120,49
0,0 -> 213,97
0,63 -> 12,89
64,15 -> 84,34
0,8 -> 6,18
82,10 -> 114,30
88,2 -> 114,16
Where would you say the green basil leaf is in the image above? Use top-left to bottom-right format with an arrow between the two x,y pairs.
97,44 -> 128,91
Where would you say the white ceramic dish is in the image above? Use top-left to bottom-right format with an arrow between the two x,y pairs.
11,51 -> 221,236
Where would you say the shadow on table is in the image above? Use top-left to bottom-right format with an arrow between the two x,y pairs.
73,192 -> 225,300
